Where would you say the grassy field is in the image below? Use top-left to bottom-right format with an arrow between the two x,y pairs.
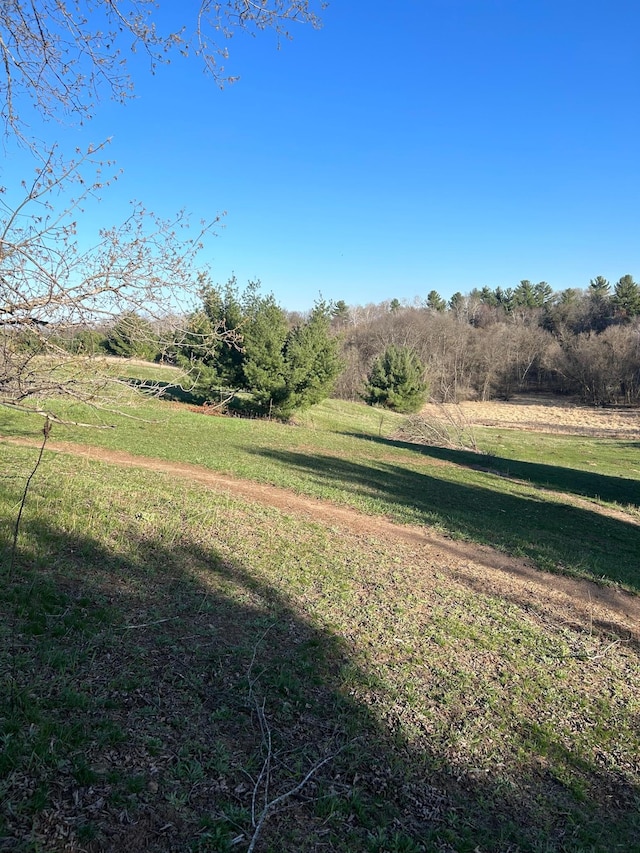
1,370 -> 639,851
2,386 -> 638,590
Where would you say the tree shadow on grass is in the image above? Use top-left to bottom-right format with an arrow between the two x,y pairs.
1,502 -> 639,852
251,448 -> 640,592
120,377 -> 205,406
343,432 -> 640,509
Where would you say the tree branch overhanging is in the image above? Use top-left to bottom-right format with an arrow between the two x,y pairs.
1,0 -> 325,143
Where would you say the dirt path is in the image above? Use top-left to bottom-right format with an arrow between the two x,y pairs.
4,434 -> 639,643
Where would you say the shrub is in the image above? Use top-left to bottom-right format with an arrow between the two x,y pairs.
363,345 -> 428,413
105,312 -> 160,361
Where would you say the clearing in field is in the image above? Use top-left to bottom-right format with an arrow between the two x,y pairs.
1,391 -> 639,852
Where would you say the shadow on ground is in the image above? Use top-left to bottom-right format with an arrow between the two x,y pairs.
1,449 -> 639,852
252,447 -> 640,591
121,378 -> 205,406
343,432 -> 640,509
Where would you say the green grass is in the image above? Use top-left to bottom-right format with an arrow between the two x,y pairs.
1,443 -> 639,852
1,390 -> 638,590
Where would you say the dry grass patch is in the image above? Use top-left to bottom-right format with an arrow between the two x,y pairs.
419,396 -> 640,438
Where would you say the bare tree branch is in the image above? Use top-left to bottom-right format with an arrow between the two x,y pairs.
0,143 -> 228,416
0,0 -> 325,143
244,624 -> 340,853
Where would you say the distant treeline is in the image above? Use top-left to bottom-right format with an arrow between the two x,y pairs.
48,275 -> 640,409
332,276 -> 640,406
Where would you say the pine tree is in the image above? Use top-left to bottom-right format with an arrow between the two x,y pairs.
242,293 -> 289,410
105,312 -> 159,360
613,275 -> 640,318
278,301 -> 343,417
363,345 -> 428,413
426,290 -> 447,312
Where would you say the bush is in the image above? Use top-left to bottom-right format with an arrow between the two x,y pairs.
105,312 -> 160,361
363,345 -> 428,413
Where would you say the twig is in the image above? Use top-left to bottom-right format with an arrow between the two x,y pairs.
246,622 -> 277,694
250,698 -> 272,830
121,616 -> 179,629
586,638 -> 624,661
8,417 -> 51,583
243,624 -> 340,852
7,417 -> 51,709
247,752 -> 337,853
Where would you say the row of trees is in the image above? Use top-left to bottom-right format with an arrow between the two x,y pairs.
56,271 -> 639,416
412,275 -> 640,332
334,278 -> 640,408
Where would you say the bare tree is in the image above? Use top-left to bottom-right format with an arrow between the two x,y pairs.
554,324 -> 640,406
0,143 -> 229,416
0,0 -> 325,417
470,322 -> 551,401
0,0 -> 325,143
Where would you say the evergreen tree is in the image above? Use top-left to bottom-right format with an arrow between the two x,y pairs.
363,345 -> 428,413
448,292 -> 465,318
177,286 -> 342,416
589,276 -> 610,298
331,300 -> 351,327
513,280 -> 537,309
479,287 -> 499,307
533,281 -> 553,307
613,274 -> 640,318
426,290 -> 447,312
587,276 -> 613,332
105,312 -> 159,360
242,293 -> 289,410
199,277 -> 245,386
494,287 -> 514,312
278,301 -> 343,417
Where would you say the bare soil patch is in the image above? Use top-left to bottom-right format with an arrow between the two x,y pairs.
420,395 -> 640,438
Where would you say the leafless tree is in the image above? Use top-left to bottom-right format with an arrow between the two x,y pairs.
0,0 -> 325,143
554,324 -> 640,405
0,1 -> 324,417
469,323 -> 551,401
0,142 -> 229,416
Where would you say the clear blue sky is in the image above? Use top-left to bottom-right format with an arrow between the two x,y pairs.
8,0 -> 640,312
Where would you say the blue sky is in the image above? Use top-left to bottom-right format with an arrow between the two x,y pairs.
7,0 -> 640,311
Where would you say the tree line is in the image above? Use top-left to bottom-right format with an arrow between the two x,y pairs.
47,273 -> 640,416
335,275 -> 640,408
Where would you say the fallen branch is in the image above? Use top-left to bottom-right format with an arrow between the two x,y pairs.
397,403 -> 481,452
243,625 -> 340,853
247,752 -> 337,853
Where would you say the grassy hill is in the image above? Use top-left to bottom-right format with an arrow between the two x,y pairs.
1,370 -> 639,851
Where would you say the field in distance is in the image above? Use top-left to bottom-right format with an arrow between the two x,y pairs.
419,395 -> 640,438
